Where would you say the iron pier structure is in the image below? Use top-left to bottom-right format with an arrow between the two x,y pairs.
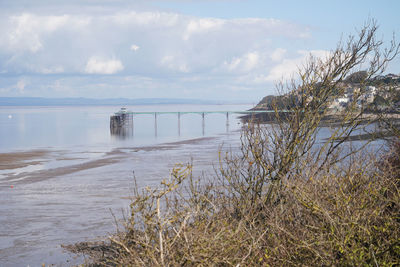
110,109 -> 278,137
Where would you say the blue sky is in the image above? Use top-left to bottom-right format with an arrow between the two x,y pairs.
0,0 -> 399,103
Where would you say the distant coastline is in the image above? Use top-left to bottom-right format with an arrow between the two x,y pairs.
0,97 -> 249,106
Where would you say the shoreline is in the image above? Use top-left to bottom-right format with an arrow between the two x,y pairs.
0,131 -> 238,266
241,111 -> 400,123
0,135 -> 221,187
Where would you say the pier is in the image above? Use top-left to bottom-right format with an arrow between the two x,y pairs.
110,110 -> 276,138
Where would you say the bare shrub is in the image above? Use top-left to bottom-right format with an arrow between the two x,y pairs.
260,156 -> 400,265
69,21 -> 400,266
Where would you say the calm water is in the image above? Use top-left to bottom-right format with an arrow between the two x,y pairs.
0,104 -> 251,266
0,104 -> 252,152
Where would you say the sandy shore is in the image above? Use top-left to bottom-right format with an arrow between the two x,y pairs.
0,136 -> 220,186
3,154 -> 125,185
0,150 -> 50,170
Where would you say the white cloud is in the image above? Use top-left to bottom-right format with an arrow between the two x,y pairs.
270,48 -> 287,62
1,13 -> 90,53
0,10 -> 310,75
110,11 -> 180,27
130,44 -> 140,51
15,79 -> 27,93
0,7 -> 313,100
183,18 -> 224,40
84,57 -> 124,74
265,50 -> 331,82
9,13 -> 68,52
160,55 -> 189,73
223,51 -> 261,73
38,66 -> 65,74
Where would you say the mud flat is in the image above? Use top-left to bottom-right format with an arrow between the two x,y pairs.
0,133 -> 240,266
0,150 -> 50,170
0,136 -> 220,187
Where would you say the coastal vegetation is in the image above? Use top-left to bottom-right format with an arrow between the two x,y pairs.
67,21 -> 400,266
252,72 -> 400,113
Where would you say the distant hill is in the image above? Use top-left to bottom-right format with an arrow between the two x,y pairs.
251,94 -> 296,111
0,97 -> 227,106
252,72 -> 400,111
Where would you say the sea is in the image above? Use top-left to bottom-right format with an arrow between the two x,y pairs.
0,104 -> 252,266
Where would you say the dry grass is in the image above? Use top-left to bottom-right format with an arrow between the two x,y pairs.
69,138 -> 400,266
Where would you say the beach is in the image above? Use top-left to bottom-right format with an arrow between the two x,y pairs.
0,132 -> 241,266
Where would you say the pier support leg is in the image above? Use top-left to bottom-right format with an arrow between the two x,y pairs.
178,112 -> 181,136
154,112 -> 158,137
132,114 -> 135,137
226,112 -> 230,133
202,112 -> 205,136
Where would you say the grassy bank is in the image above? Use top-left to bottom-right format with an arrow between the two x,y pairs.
66,131 -> 399,266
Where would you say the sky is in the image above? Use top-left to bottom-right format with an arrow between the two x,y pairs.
0,0 -> 399,103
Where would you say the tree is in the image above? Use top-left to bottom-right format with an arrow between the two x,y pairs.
220,19 -> 399,208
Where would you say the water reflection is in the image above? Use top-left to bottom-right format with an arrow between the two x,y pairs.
110,112 -> 235,140
110,125 -> 133,139
110,108 -> 134,139
0,104 -> 253,151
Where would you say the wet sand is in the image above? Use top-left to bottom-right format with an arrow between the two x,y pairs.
4,155 -> 125,185
0,136 -> 219,187
0,133 -> 241,266
0,150 -> 50,170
